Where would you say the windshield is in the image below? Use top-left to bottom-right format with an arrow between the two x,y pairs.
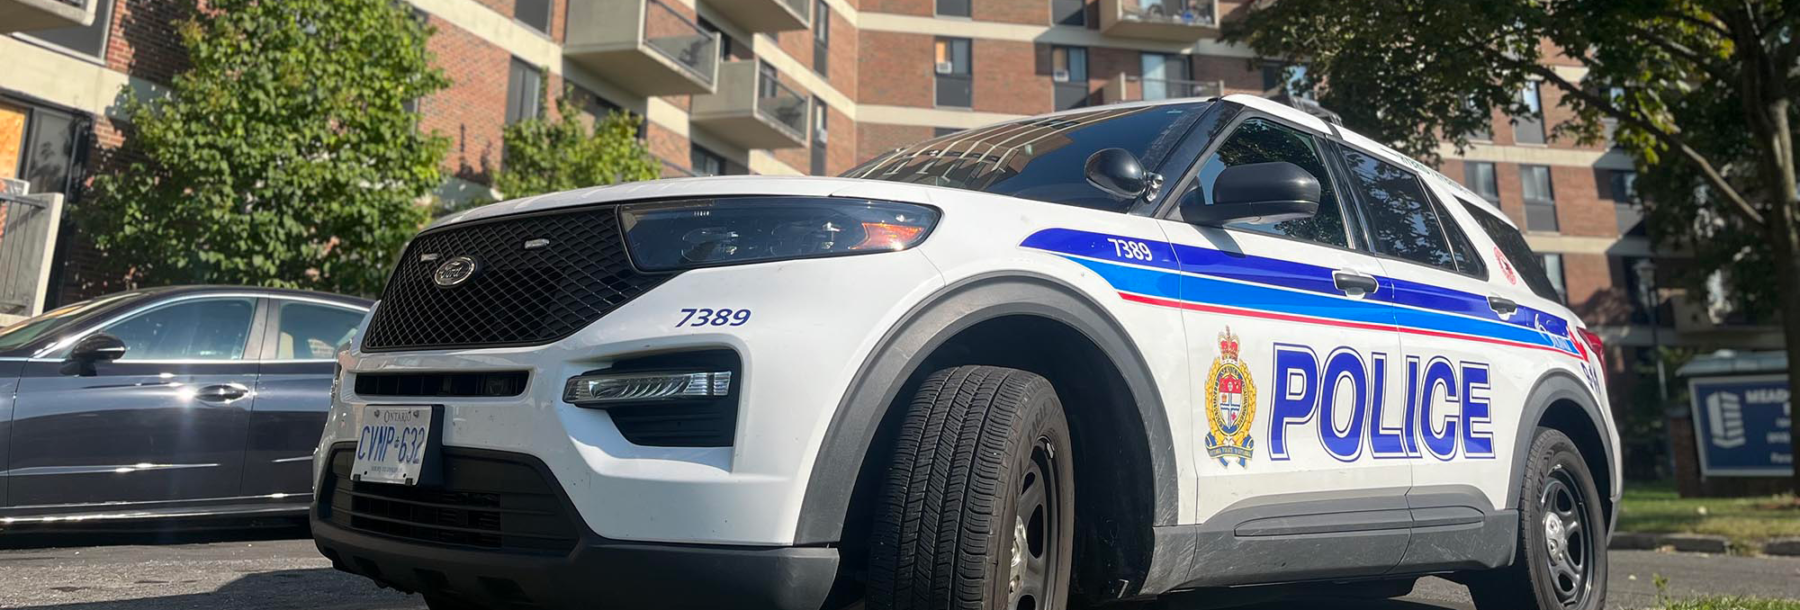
0,292 -> 143,352
842,102 -> 1213,212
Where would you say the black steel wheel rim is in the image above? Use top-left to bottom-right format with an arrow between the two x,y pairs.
1540,465 -> 1594,608
1007,437 -> 1061,610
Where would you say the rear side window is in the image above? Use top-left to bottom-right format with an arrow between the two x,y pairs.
1462,200 -> 1564,303
1340,149 -> 1458,272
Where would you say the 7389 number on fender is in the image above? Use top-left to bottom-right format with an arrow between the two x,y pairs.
351,405 -> 432,486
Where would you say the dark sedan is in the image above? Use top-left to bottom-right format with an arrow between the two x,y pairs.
0,286 -> 370,526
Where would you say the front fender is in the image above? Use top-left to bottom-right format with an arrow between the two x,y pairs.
793,271 -> 1179,544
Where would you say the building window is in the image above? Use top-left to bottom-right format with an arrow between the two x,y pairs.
1140,52 -> 1190,100
938,0 -> 971,17
515,0 -> 551,34
1610,170 -> 1644,235
698,17 -> 744,61
1464,161 -> 1499,202
691,145 -> 726,177
1053,0 -> 1086,25
505,58 -> 543,125
1521,164 -> 1557,232
1466,97 -> 1492,141
934,127 -> 962,138
813,0 -> 830,76
1052,46 -> 1089,110
0,99 -> 83,198
935,37 -> 973,108
811,97 -> 828,176
20,0 -> 116,60
1541,253 -> 1567,303
1514,81 -> 1546,145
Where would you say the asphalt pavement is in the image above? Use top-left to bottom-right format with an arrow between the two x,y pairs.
0,528 -> 1795,610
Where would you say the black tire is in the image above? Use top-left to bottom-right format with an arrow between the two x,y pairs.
1468,427 -> 1608,610
868,366 -> 1076,610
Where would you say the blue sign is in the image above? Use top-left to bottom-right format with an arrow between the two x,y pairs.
1688,375 -> 1793,477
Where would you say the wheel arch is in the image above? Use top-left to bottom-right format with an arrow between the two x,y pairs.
1512,370 -> 1617,528
794,272 -> 1179,585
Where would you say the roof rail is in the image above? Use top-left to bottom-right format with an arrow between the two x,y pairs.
1270,93 -> 1342,125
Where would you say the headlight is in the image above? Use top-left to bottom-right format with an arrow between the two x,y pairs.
618,197 -> 939,271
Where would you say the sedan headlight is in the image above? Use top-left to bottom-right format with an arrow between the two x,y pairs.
618,197 -> 939,271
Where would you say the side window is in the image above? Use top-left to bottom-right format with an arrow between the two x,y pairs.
1428,190 -> 1487,278
1462,200 -> 1565,303
1186,118 -> 1348,247
1340,149 -> 1457,271
274,302 -> 364,360
99,298 -> 257,361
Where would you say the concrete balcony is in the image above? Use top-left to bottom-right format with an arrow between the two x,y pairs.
691,61 -> 809,150
701,0 -> 809,33
565,0 -> 719,96
1105,74 -> 1223,103
1099,0 -> 1217,42
0,0 -> 94,33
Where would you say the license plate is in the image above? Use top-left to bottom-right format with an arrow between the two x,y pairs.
351,406 -> 432,485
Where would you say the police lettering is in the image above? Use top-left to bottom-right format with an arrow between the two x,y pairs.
1268,343 -> 1494,461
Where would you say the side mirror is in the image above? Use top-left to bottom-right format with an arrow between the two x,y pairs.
1084,148 -> 1149,199
1182,162 -> 1322,226
70,333 -> 127,363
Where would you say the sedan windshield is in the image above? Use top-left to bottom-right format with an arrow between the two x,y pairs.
842,101 -> 1212,212
0,291 -> 142,352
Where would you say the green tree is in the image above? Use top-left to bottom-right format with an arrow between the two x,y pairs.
1227,0 -> 1800,491
86,0 -> 449,297
490,83 -> 661,201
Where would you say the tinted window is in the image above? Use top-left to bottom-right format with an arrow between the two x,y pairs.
0,292 -> 141,352
1342,150 -> 1457,271
1185,118 -> 1347,247
845,102 -> 1210,212
1462,200 -> 1564,302
275,302 -> 363,360
1435,196 -> 1487,277
101,298 -> 256,361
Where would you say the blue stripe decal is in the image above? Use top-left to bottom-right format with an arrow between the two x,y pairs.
1023,228 -> 1579,356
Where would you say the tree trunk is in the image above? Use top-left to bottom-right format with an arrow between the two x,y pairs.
1774,203 -> 1800,495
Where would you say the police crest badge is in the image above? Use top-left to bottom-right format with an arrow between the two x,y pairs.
1204,327 -> 1256,467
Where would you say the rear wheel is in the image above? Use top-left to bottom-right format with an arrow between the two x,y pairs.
1468,427 -> 1607,610
868,366 -> 1075,610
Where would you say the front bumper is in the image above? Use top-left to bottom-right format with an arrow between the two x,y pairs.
310,444 -> 841,610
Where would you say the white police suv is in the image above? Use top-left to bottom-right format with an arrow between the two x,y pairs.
312,95 -> 1620,610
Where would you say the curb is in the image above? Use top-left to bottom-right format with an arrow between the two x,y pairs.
1764,538 -> 1800,557
1608,532 -> 1731,554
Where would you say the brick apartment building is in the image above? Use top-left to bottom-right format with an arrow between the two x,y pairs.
0,0 -> 1782,445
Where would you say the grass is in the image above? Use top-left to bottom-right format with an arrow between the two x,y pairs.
1655,597 -> 1800,610
1617,481 -> 1800,552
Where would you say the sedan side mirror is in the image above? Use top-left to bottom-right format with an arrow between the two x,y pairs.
1181,162 -> 1322,226
1084,148 -> 1150,199
63,333 -> 127,376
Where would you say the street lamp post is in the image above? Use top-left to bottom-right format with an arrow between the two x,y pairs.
1634,259 -> 1668,403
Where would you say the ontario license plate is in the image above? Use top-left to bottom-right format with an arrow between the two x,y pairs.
351,406 -> 432,485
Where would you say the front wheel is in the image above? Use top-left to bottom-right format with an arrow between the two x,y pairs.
1468,427 -> 1608,610
867,366 -> 1076,610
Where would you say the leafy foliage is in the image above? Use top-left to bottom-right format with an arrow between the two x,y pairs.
489,82 -> 661,202
85,0 -> 449,297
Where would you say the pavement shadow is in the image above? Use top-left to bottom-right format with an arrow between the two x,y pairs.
6,568 -> 419,610
0,521 -> 311,550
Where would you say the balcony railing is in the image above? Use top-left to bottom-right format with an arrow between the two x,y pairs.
1100,0 -> 1218,41
1105,75 -> 1223,103
691,61 -> 809,150
700,0 -> 809,32
1,0 -> 94,33
565,0 -> 719,96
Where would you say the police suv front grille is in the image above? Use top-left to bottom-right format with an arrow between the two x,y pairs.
321,447 -> 580,553
362,205 -> 674,352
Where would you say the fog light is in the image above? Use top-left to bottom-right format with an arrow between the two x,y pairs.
563,370 -> 732,406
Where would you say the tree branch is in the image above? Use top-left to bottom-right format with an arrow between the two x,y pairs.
1512,60 -> 1767,226
1620,22 -> 1737,83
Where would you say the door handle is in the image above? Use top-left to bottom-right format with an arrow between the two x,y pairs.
195,383 -> 249,402
1332,271 -> 1380,296
1488,295 -> 1519,316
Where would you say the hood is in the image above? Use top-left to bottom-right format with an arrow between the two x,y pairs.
428,176 -> 948,232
